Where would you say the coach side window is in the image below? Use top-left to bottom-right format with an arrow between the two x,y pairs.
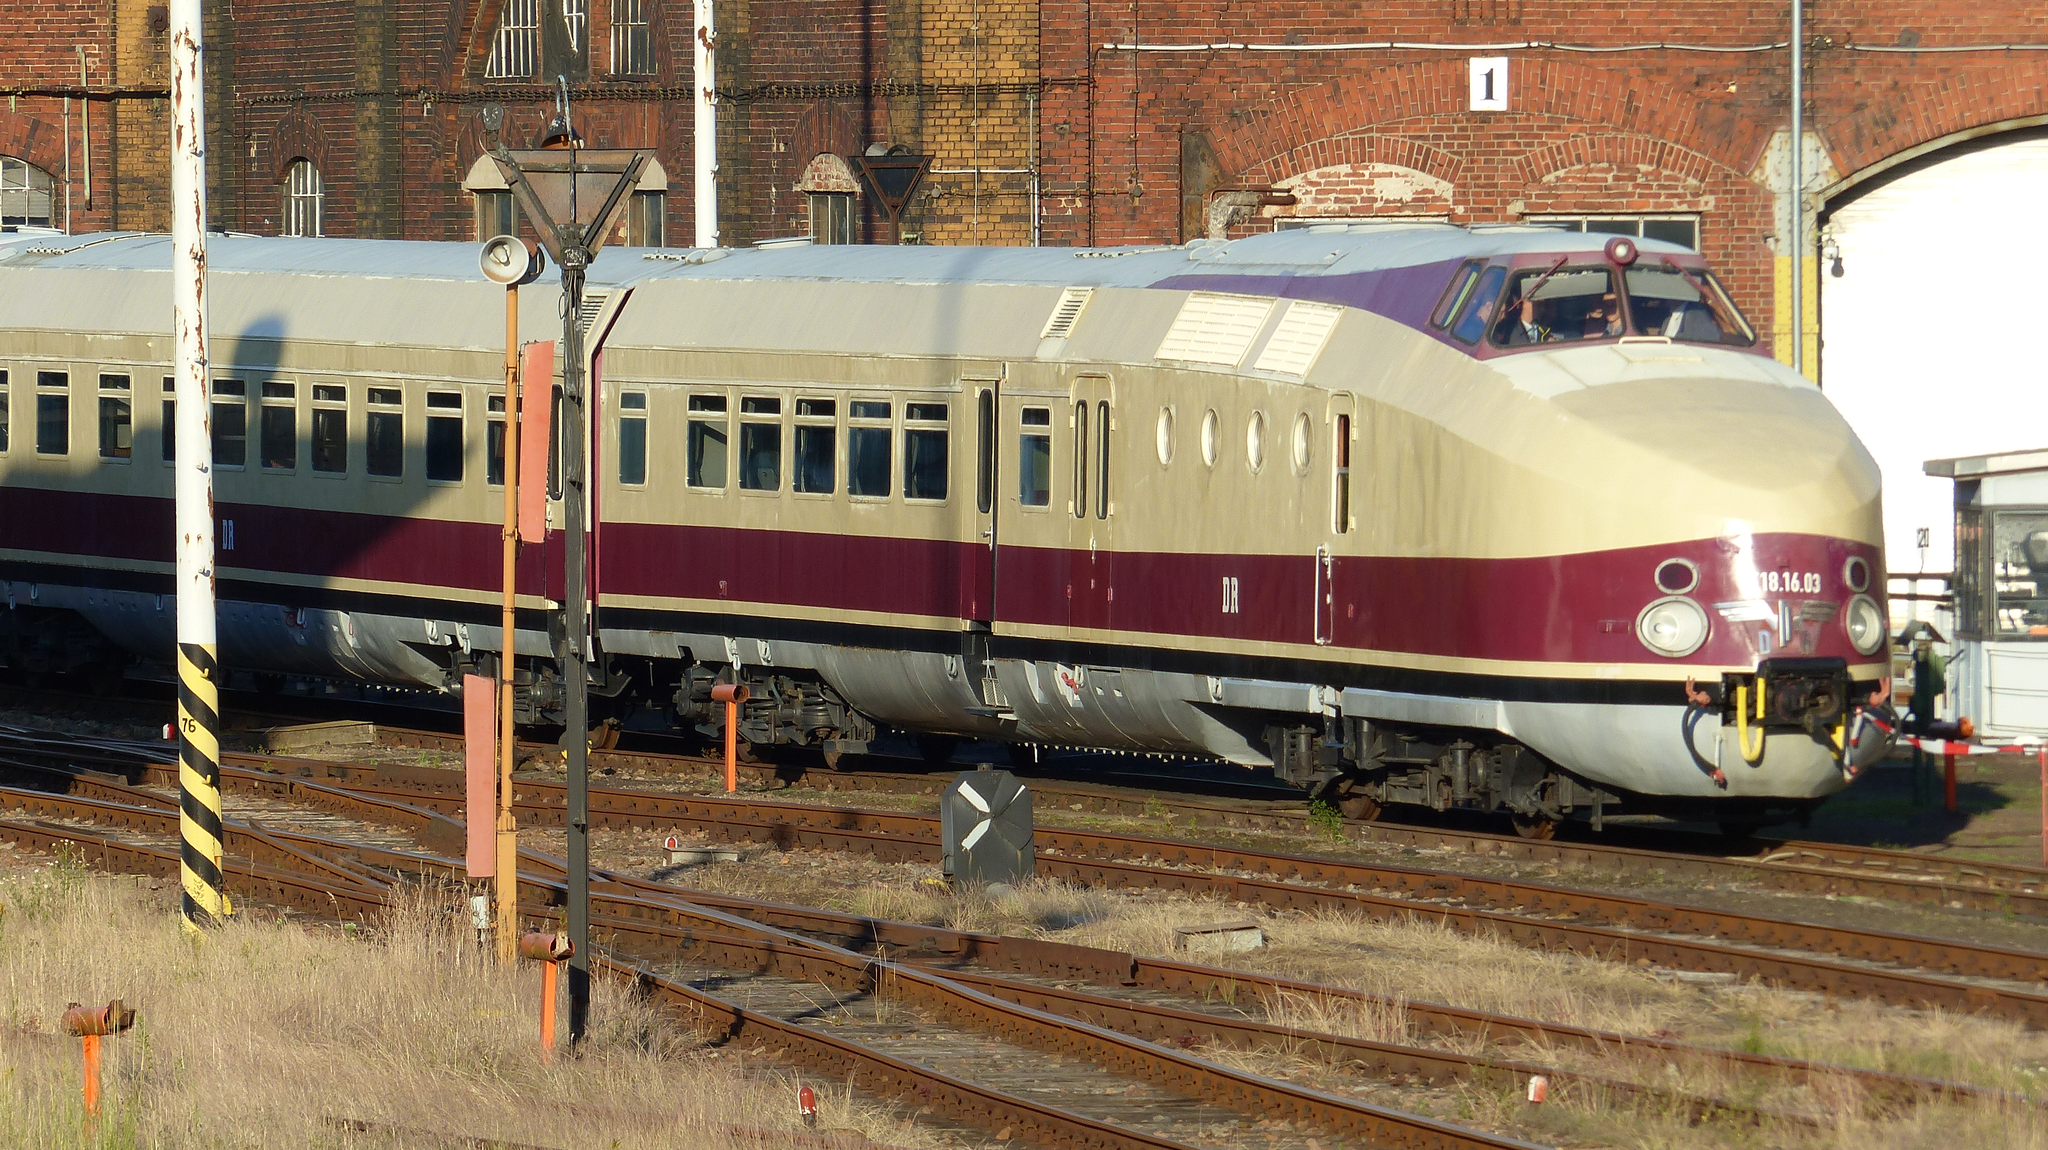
794,397 -> 835,494
487,395 -> 507,486
99,375 -> 132,460
1019,406 -> 1050,507
739,396 -> 781,491
367,387 -> 403,477
261,382 -> 297,471
904,403 -> 947,502
35,371 -> 68,456
426,391 -> 463,482
0,370 -> 9,453
848,400 -> 891,497
159,378 -> 174,462
687,394 -> 728,489
618,392 -> 648,485
975,390 -> 994,514
212,379 -> 247,467
312,385 -> 347,474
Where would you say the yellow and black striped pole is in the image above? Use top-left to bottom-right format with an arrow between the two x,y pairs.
176,643 -> 225,927
170,0 -> 226,932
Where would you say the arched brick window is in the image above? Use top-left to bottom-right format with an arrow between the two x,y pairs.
1,156 -> 55,228
281,159 -> 324,237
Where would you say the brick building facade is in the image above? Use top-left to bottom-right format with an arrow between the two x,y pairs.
4,3 -> 2046,366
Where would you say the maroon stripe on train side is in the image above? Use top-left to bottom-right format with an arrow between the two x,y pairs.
1001,533 -> 1880,668
597,520 -> 990,621
0,487 -> 558,598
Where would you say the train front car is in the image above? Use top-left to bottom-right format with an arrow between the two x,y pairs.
1372,230 -> 1893,834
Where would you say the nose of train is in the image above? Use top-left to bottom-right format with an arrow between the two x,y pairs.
1486,344 -> 1893,802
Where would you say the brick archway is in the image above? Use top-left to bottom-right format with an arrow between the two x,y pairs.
0,111 -> 68,177
1823,59 -> 2048,187
1210,58 -> 1763,187
267,106 -> 331,182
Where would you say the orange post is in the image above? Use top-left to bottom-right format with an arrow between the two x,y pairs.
62,1000 -> 133,1123
518,931 -> 573,1062
712,683 -> 750,794
81,1033 -> 100,1118
1944,751 -> 1957,814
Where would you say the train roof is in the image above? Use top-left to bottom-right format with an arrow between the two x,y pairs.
0,223 -> 1688,290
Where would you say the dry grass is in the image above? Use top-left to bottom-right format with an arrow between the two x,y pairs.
0,851 -> 931,1150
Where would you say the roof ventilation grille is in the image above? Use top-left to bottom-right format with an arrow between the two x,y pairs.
1155,291 -> 1275,366
1254,301 -> 1343,377
578,290 -> 611,334
1040,287 -> 1093,340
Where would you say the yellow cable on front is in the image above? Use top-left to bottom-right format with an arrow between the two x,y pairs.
1735,680 -> 1767,765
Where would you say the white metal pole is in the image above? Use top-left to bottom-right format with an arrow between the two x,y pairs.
1789,0 -> 1803,376
693,0 -> 717,247
169,0 -> 225,932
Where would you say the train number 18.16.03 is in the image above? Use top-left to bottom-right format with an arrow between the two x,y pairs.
1762,571 -> 1821,594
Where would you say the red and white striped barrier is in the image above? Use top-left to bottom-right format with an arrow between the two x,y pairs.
1901,736 -> 2045,756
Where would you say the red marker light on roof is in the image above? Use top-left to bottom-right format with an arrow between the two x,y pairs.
1604,236 -> 1639,266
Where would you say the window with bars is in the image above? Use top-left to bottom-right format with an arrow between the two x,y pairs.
1,157 -> 54,227
1532,214 -> 1699,251
611,0 -> 654,75
281,160 -> 323,237
562,0 -> 587,51
485,0 -> 540,80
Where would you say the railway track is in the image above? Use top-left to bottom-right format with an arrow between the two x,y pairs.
1,727 -> 2023,1142
367,725 -> 2048,919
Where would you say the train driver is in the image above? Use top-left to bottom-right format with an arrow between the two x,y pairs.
1497,296 -> 1554,345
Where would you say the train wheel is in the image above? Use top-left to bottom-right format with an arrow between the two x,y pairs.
1336,792 -> 1382,822
1511,813 -> 1557,840
821,746 -> 848,771
587,719 -> 623,752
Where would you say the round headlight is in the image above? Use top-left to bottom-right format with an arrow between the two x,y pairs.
1636,596 -> 1709,658
1844,594 -> 1886,655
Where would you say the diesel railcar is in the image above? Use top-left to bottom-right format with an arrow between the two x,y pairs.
0,224 -> 1894,836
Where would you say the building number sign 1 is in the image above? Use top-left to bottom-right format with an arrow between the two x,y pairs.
1469,57 -> 1509,112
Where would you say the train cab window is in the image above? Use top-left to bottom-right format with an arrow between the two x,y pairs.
260,382 -> 297,471
904,403 -> 948,502
739,396 -> 781,491
1018,407 -> 1051,508
1489,266 -> 1620,347
98,375 -> 132,460
1430,261 -> 1482,329
160,378 -> 174,462
366,386 -> 403,477
687,394 -> 728,489
0,369 -> 9,453
35,370 -> 68,456
794,397 -> 835,495
848,400 -> 891,497
1624,264 -> 1755,346
311,384 -> 347,474
426,392 -> 462,482
1447,266 -> 1506,345
617,391 -> 648,485
487,395 -> 507,485
212,379 -> 248,467
1071,401 -> 1088,518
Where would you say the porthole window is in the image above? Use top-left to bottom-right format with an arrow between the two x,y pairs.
1291,413 -> 1312,475
1246,411 -> 1267,474
1156,407 -> 1174,466
1654,557 -> 1699,595
1200,409 -> 1219,468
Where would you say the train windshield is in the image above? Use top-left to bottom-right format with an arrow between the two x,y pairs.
1486,266 -> 1620,347
1624,264 -> 1755,346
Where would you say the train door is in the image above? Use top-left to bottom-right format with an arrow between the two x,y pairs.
1318,393 -> 1357,646
962,378 -> 1000,706
1069,374 -> 1115,634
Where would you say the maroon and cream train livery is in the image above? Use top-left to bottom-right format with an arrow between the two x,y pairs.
0,224 -> 1893,835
